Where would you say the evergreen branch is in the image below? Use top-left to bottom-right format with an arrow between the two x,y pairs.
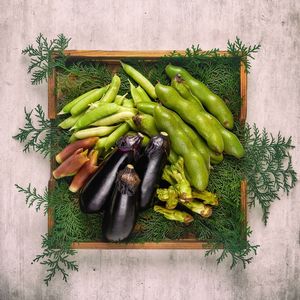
205,226 -> 259,269
22,33 -> 71,85
15,183 -> 48,215
227,36 -> 261,73
239,123 -> 297,224
33,235 -> 78,286
13,105 -> 70,158
13,105 -> 51,156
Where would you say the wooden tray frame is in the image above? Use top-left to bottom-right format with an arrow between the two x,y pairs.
48,50 -> 247,249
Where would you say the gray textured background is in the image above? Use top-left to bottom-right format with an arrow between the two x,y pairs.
1,0 -> 299,299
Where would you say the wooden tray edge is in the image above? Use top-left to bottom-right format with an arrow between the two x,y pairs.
48,51 -> 248,250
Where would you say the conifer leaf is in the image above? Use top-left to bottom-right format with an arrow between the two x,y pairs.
22,33 -> 71,85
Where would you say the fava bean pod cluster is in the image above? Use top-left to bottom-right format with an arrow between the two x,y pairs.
52,61 -> 245,241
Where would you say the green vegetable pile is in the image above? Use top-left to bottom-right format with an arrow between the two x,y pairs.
14,34 -> 297,285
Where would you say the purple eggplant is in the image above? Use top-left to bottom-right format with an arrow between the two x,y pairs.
102,164 -> 141,242
79,134 -> 142,213
135,132 -> 170,210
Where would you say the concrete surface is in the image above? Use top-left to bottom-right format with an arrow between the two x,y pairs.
1,0 -> 299,299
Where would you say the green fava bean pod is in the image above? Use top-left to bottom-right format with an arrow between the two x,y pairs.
114,94 -> 128,105
129,80 -> 143,105
153,105 -> 209,191
145,102 -> 210,168
101,75 -> 121,103
168,150 -> 179,164
204,114 -> 245,159
58,89 -> 99,115
132,113 -> 159,137
91,111 -> 136,127
136,102 -> 156,115
155,83 -> 224,154
58,111 -> 85,129
136,101 -> 223,164
169,111 -> 212,170
122,98 -> 135,108
74,125 -> 118,140
71,103 -> 120,130
70,85 -> 110,116
95,123 -> 130,152
171,77 -> 204,109
136,86 -> 152,102
165,64 -> 234,129
121,61 -> 157,99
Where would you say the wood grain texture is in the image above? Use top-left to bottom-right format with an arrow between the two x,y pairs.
240,62 -> 247,124
48,51 -> 248,249
71,241 -> 215,250
48,67 -> 57,120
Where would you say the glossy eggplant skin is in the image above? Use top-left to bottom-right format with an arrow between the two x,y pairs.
102,165 -> 140,242
135,133 -> 170,210
79,135 -> 142,213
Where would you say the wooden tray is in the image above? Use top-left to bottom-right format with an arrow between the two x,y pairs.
48,50 -> 247,249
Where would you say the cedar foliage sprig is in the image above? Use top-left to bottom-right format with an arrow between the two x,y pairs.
15,183 -> 48,215
239,124 -> 297,224
227,36 -> 261,73
22,33 -> 71,85
14,183 -> 78,284
15,181 -> 101,285
33,235 -> 78,286
13,105 -> 52,156
13,104 -> 70,157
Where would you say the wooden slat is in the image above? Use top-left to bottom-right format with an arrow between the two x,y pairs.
47,178 -> 56,232
239,62 -> 247,123
71,241 -> 215,250
240,180 -> 248,241
48,50 -> 248,250
63,49 -> 229,59
48,68 -> 56,119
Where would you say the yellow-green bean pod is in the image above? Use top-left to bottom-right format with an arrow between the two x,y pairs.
155,83 -> 224,154
153,104 -> 209,191
165,64 -> 234,129
70,85 -> 110,116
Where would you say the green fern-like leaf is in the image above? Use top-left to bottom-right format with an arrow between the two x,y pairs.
13,105 -> 51,155
13,105 -> 70,157
15,183 -> 48,214
227,36 -> 261,73
240,124 -> 297,224
33,235 -> 78,286
22,33 -> 71,85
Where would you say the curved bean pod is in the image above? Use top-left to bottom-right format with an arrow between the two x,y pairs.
171,76 -> 204,109
136,102 -> 156,115
101,75 -> 121,103
129,80 -> 143,105
58,89 -> 98,115
165,64 -> 234,129
155,83 -> 224,154
204,113 -> 245,158
153,104 -> 209,191
70,85 -> 110,116
121,61 -> 157,99
136,86 -> 152,102
132,113 -> 159,137
71,103 -> 120,130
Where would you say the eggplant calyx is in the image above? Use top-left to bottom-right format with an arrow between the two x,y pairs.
116,134 -> 143,151
145,132 -> 170,157
116,164 -> 141,196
